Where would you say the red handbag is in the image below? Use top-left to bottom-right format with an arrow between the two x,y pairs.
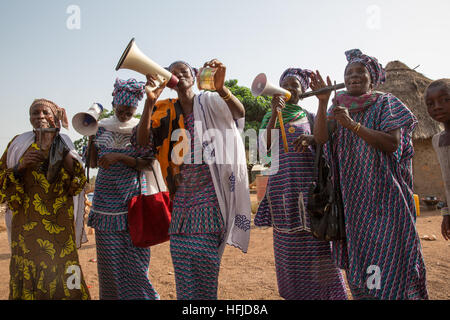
128,162 -> 172,247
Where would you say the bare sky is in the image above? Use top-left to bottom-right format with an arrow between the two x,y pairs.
0,0 -> 449,151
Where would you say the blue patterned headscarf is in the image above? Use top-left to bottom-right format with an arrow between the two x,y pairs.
167,61 -> 198,83
112,78 -> 146,107
345,49 -> 386,86
279,68 -> 313,92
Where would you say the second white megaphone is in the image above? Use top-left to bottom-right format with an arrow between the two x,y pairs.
251,73 -> 291,100
72,103 -> 104,136
116,38 -> 179,91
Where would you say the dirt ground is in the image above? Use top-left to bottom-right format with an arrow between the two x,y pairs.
0,202 -> 449,300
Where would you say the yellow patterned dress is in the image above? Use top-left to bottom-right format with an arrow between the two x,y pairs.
0,138 -> 90,300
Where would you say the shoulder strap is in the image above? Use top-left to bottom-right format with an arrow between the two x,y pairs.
136,159 -> 162,195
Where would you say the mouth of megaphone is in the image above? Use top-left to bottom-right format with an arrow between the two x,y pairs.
115,38 -> 179,90
251,73 -> 268,96
115,38 -> 135,71
72,103 -> 103,136
251,73 -> 291,100
82,114 -> 96,126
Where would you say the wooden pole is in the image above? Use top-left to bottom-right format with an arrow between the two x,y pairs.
277,110 -> 289,153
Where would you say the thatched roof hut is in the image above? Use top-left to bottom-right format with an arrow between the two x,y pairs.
376,61 -> 446,203
376,61 -> 443,139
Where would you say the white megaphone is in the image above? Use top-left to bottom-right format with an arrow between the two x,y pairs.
115,38 -> 179,90
72,103 -> 104,136
251,73 -> 291,100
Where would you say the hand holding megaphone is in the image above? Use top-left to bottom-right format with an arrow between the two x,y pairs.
270,95 -> 287,113
251,73 -> 291,153
144,74 -> 166,105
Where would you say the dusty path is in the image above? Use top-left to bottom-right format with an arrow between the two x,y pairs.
0,206 -> 448,300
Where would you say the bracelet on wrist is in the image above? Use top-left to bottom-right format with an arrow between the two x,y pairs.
441,207 -> 449,216
219,88 -> 232,101
352,122 -> 361,133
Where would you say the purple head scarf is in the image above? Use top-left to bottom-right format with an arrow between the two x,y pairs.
345,49 -> 386,86
279,68 -> 313,92
112,78 -> 146,108
167,61 -> 198,83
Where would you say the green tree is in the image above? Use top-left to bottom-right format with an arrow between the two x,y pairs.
225,79 -> 271,132
225,80 -> 272,175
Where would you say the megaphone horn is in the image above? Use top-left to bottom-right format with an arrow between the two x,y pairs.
115,38 -> 179,90
251,73 -> 291,100
251,73 -> 290,153
72,103 -> 103,136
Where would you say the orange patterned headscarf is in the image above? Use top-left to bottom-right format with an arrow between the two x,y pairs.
29,98 -> 69,129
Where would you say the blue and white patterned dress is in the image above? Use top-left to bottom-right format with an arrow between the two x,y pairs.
169,112 -> 225,300
88,125 -> 159,300
255,115 -> 348,300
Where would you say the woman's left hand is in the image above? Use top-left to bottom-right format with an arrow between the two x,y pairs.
293,134 -> 315,153
98,153 -> 122,169
204,59 -> 226,92
329,106 -> 354,129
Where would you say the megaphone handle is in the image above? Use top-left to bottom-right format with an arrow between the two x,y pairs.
277,110 -> 289,153
145,77 -> 166,93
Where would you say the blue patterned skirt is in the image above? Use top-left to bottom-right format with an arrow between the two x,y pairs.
95,230 -> 160,300
170,233 -> 222,300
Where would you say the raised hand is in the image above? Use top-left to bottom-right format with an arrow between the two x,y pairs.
203,59 -> 226,92
310,71 -> 333,103
145,74 -> 166,106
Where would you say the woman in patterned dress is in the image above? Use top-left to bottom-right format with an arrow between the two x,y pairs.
0,99 -> 90,300
254,68 -> 348,300
135,60 -> 251,300
87,78 -> 159,300
312,49 -> 428,299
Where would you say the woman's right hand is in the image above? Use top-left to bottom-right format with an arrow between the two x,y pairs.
310,71 -> 333,103
271,94 -> 286,114
145,74 -> 166,106
17,150 -> 44,171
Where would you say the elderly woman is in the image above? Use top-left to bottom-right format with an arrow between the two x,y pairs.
0,99 -> 90,300
135,59 -> 251,300
254,68 -> 348,300
312,49 -> 428,300
87,78 -> 159,300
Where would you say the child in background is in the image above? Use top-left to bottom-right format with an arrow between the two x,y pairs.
425,78 -> 450,240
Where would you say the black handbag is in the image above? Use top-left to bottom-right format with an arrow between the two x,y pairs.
46,133 -> 70,184
306,133 -> 346,241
